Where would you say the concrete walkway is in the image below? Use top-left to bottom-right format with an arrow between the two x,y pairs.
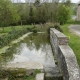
69,25 -> 80,36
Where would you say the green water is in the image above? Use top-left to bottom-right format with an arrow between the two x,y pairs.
0,33 -> 55,68
0,33 -> 62,80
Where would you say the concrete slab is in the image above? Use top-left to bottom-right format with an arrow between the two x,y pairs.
36,73 -> 44,80
3,62 -> 43,70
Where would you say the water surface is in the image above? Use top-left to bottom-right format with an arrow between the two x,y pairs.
0,33 -> 56,69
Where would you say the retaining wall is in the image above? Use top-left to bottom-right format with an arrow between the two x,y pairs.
50,28 -> 80,80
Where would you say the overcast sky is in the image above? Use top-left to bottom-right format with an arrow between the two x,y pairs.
12,0 -> 80,3
71,0 -> 79,3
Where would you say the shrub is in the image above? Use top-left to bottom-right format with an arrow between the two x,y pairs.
54,24 -> 63,32
0,28 -> 28,48
47,26 -> 54,34
47,24 -> 63,34
32,29 -> 37,33
27,27 -> 32,32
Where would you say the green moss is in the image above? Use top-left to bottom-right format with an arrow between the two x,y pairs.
0,69 -> 41,80
0,46 -> 10,54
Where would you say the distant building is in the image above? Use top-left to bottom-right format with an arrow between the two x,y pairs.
77,4 -> 80,21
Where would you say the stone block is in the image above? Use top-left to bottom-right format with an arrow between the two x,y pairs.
36,73 -> 44,80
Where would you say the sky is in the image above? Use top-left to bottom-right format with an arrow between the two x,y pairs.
12,0 -> 80,3
71,0 -> 80,3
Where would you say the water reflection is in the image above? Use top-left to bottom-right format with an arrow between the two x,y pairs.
0,33 -> 56,68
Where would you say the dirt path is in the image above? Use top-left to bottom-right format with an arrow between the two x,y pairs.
69,25 -> 80,36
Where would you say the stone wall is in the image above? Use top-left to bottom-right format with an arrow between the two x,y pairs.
50,28 -> 80,80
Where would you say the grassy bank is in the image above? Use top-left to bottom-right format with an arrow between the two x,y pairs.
61,24 -> 80,66
0,25 -> 33,33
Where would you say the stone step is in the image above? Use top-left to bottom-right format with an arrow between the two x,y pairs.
36,73 -> 44,80
45,72 -> 63,80
45,67 -> 63,80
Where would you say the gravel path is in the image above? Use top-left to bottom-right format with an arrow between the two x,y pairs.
69,25 -> 80,36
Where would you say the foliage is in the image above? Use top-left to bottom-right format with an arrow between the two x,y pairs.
0,25 -> 33,33
0,1 -> 72,26
0,0 -> 20,27
54,24 -> 63,32
0,28 -> 28,48
63,0 -> 71,7
34,0 -> 40,6
32,29 -> 37,33
27,27 -> 33,32
29,6 -> 34,23
56,5 -> 70,24
47,24 -> 63,34
0,69 -> 41,80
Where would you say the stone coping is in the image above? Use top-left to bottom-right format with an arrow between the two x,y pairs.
59,45 -> 80,80
50,28 -> 67,38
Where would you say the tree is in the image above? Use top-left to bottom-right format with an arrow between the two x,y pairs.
64,0 -> 71,7
0,0 -> 20,30
29,6 -> 34,23
34,0 -> 40,6
56,5 -> 70,24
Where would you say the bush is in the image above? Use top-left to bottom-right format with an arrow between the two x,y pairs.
0,28 -> 28,48
47,26 -> 54,34
32,29 -> 37,33
47,24 -> 63,34
27,27 -> 32,32
54,24 -> 63,32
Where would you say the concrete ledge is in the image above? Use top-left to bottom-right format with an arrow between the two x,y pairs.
3,62 -> 43,70
50,28 -> 69,45
36,73 -> 44,80
59,45 -> 79,80
50,28 -> 80,80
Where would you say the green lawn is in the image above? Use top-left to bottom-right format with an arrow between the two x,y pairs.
0,25 -> 33,33
0,33 -> 8,36
61,24 -> 80,66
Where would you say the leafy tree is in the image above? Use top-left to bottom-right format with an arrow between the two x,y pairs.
29,6 -> 34,23
34,0 -> 40,6
56,5 -> 70,24
64,0 -> 71,7
0,0 -> 20,30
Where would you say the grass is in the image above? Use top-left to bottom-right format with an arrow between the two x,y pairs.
0,25 -> 33,33
0,69 -> 41,80
61,24 -> 80,66
0,33 -> 8,36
